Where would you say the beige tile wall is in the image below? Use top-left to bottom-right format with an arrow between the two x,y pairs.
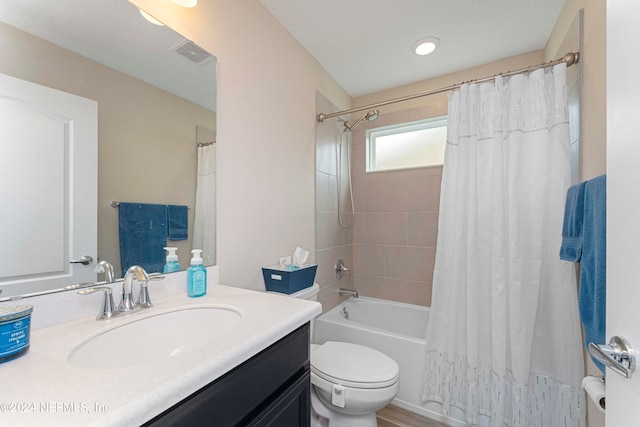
349,107 -> 442,307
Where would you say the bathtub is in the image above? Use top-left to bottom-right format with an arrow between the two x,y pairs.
313,296 -> 474,427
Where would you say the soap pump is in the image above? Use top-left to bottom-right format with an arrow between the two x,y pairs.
187,249 -> 206,298
163,247 -> 181,273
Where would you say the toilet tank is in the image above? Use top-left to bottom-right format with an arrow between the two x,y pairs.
288,283 -> 319,301
268,283 -> 320,342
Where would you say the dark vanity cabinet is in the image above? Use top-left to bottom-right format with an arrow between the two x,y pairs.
144,323 -> 311,427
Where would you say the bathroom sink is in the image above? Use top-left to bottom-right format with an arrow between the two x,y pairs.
68,306 -> 242,368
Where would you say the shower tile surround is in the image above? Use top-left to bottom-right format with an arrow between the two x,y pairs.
350,108 -> 441,307
315,93 -> 354,312
316,94 -> 440,311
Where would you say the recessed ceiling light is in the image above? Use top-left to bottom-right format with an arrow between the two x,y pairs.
139,10 -> 164,26
171,0 -> 198,7
412,37 -> 440,56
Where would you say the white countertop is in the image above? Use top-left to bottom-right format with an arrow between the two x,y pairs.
0,285 -> 321,426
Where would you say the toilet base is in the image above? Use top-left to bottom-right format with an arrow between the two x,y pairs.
310,386 -> 378,427
310,407 -> 329,427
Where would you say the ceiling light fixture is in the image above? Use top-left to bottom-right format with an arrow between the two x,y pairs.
412,37 -> 440,56
139,10 -> 165,26
171,0 -> 198,7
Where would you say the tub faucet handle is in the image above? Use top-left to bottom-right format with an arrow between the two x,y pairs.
335,259 -> 351,280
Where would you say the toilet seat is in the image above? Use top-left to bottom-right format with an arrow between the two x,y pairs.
311,341 -> 399,389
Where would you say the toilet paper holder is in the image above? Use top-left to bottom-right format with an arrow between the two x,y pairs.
588,336 -> 636,379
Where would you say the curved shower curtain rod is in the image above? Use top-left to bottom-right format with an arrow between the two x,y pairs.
316,52 -> 580,123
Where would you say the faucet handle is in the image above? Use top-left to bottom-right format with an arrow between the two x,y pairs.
137,278 -> 155,309
335,259 -> 351,280
136,274 -> 164,309
137,285 -> 152,308
78,287 -> 120,321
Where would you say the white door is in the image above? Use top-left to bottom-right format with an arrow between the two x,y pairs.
607,0 -> 640,424
0,73 -> 97,298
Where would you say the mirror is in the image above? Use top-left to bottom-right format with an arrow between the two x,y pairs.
0,0 -> 216,299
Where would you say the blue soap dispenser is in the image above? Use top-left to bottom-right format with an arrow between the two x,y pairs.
163,247 -> 181,273
187,249 -> 206,298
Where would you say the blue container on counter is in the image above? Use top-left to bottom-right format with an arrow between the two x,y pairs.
262,264 -> 318,294
0,305 -> 33,363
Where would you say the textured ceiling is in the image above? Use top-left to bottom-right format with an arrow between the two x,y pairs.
0,0 -> 217,111
259,0 -> 566,97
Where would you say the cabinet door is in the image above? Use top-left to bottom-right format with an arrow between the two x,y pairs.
247,371 -> 310,427
143,324 -> 310,427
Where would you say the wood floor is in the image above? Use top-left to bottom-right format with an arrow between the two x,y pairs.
376,404 -> 448,427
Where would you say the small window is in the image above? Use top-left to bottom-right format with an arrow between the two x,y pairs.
366,116 -> 447,172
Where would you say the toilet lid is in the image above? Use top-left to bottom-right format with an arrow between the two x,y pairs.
311,341 -> 399,388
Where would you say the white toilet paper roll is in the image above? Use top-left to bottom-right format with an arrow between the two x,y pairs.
582,376 -> 606,413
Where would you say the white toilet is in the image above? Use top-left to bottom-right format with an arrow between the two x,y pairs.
272,284 -> 400,427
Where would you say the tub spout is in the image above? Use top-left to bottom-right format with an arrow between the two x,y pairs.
338,288 -> 358,298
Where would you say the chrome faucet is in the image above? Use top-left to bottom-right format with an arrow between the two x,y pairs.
94,259 -> 115,283
119,265 -> 150,312
338,288 -> 358,298
78,266 -> 165,320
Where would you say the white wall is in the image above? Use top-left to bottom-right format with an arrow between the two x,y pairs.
546,0 -> 606,181
130,0 -> 351,290
547,3 -> 606,426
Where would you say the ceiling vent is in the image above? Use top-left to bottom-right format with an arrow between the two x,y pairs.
172,40 -> 215,65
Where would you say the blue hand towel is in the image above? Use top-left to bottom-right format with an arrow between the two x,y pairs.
167,205 -> 189,241
560,182 -> 586,262
118,202 -> 167,275
579,175 -> 607,374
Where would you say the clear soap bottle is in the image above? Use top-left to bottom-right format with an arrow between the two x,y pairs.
187,249 -> 206,298
163,247 -> 181,273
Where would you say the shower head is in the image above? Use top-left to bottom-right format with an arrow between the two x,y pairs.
365,109 -> 379,121
343,109 -> 380,131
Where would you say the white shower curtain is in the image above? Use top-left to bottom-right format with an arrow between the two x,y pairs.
193,143 -> 216,266
422,64 -> 585,427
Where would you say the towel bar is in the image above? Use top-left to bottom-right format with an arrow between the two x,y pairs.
111,201 -> 190,209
